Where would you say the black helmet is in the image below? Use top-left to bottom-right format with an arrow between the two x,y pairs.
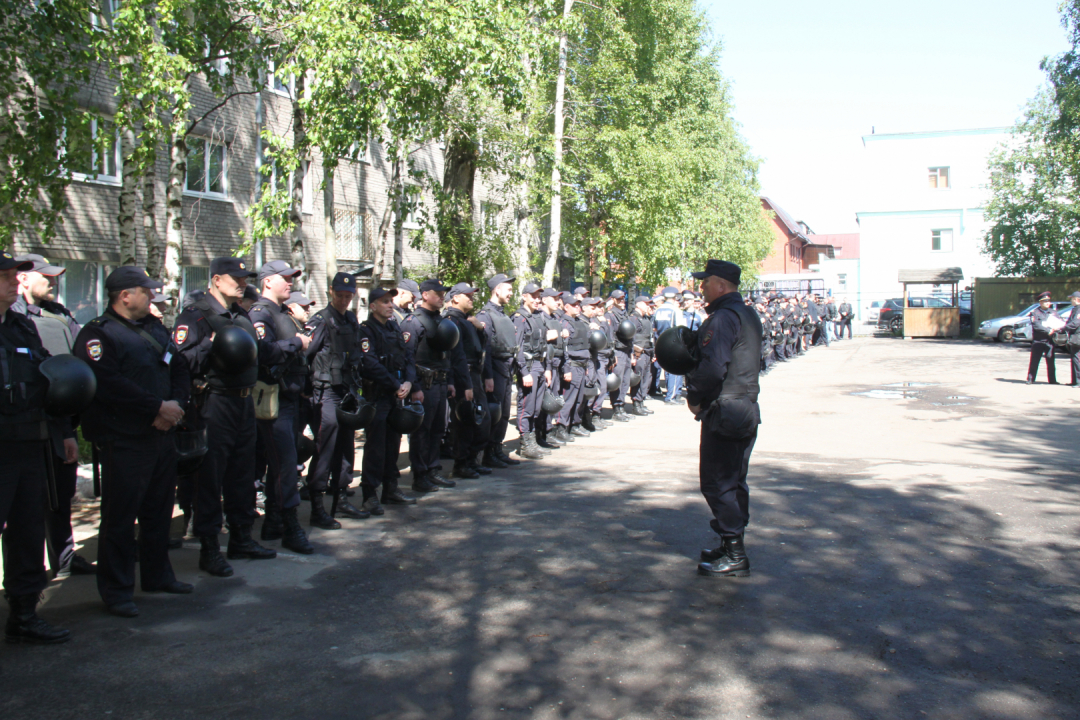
297,434 -> 316,464
629,371 -> 641,387
455,398 -> 486,425
616,319 -> 636,342
655,326 -> 699,375
428,318 -> 460,352
583,382 -> 600,398
488,401 -> 503,425
388,399 -> 425,434
211,325 -> 258,374
39,354 -> 97,416
1052,332 -> 1068,347
605,372 -> 620,392
175,425 -> 208,475
337,390 -> 376,429
541,390 -> 565,414
588,329 -> 608,352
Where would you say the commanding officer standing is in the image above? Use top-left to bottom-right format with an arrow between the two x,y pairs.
629,294 -> 655,416
248,261 -> 314,554
13,254 -> 95,578
0,252 -> 70,643
605,289 -> 633,421
475,273 -> 521,468
173,257 -> 279,578
306,272 -> 368,524
357,286 -> 418,514
75,266 -> 193,617
687,260 -> 762,579
401,279 -> 463,492
553,293 -> 590,442
512,282 -> 549,459
1027,291 -> 1059,385
444,283 -> 493,478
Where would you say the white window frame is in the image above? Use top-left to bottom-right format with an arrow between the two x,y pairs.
68,116 -> 122,186
184,137 -> 229,200
90,0 -> 117,30
345,139 -> 370,164
205,41 -> 229,77
301,160 -> 313,215
928,166 -> 950,190
930,228 -> 953,252
267,60 -> 294,98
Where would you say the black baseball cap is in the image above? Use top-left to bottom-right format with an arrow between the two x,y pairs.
210,256 -> 257,279
257,259 -> 301,282
572,285 -> 588,296
447,282 -> 478,300
521,282 -> 542,295
332,272 -> 357,293
14,254 -> 65,276
420,278 -> 451,293
1070,291 -> 1080,299
635,294 -> 652,304
608,289 -> 626,299
0,251 -> 32,272
287,291 -> 314,307
561,291 -> 580,304
582,297 -> 602,306
691,259 -> 741,286
243,285 -> 260,302
487,273 -> 515,289
369,286 -> 398,302
397,278 -> 420,295
540,288 -> 559,299
105,266 -> 164,292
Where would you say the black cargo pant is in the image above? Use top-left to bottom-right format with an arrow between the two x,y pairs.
97,432 -> 179,605
194,392 -> 257,537
590,354 -> 609,415
516,361 -> 546,434
44,458 -> 79,572
556,361 -> 587,426
632,352 -> 653,403
361,398 -> 403,501
608,349 -> 632,408
307,385 -> 355,495
409,380 -> 448,478
452,371 -> 491,464
258,393 -> 302,514
0,439 -> 49,597
1027,339 -> 1057,383
699,425 -> 756,538
487,360 -> 513,451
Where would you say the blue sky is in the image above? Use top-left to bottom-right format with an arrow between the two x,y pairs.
700,0 -> 1071,233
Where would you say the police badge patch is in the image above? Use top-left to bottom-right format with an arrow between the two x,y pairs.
86,339 -> 103,361
701,329 -> 713,347
174,325 -> 189,345
402,331 -> 411,343
361,338 -> 370,353
254,323 -> 266,339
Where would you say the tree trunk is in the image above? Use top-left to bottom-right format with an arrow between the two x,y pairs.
377,138 -> 408,282
143,152 -> 161,278
542,0 -> 574,287
440,132 -> 478,274
118,125 -> 138,266
323,164 -> 337,295
289,73 -> 307,277
163,125 -> 186,328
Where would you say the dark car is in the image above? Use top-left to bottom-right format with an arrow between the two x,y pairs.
878,296 -> 970,333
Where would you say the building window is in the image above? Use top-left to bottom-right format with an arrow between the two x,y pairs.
67,115 -> 121,185
90,0 -> 117,30
480,202 -> 501,233
333,208 -> 374,261
301,160 -> 313,215
837,273 -> 847,290
268,60 -> 293,97
928,166 -> 950,189
181,266 -> 209,299
931,229 -> 953,252
185,138 -> 228,198
58,260 -> 104,325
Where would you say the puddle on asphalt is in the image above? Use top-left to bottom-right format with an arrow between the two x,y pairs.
946,396 -> 972,400
931,402 -> 969,406
852,389 -> 920,399
882,382 -> 938,388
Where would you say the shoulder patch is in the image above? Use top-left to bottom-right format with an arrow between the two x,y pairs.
402,331 -> 411,343
174,325 -> 189,345
701,329 -> 714,347
86,339 -> 103,361
254,322 -> 266,339
361,338 -> 371,353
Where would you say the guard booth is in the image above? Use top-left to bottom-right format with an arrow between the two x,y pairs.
897,268 -> 963,338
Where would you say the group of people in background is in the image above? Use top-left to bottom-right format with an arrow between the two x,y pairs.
750,292 -> 854,374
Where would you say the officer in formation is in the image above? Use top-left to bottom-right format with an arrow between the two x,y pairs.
443,282 -> 493,479
582,296 -> 614,431
475,274 -> 522,468
605,289 -> 635,421
836,297 -> 854,339
629,294 -> 655,416
753,291 -> 838,374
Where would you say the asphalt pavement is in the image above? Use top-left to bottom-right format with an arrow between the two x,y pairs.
1,336 -> 1078,720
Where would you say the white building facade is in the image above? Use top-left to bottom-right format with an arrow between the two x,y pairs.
855,127 -> 1007,317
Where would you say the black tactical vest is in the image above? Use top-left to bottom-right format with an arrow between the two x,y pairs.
447,309 -> 484,370
567,316 -> 590,352
411,307 -> 450,370
361,318 -> 408,375
710,294 -> 763,399
514,309 -> 546,360
0,314 -> 49,441
311,307 -> 359,387
81,314 -> 172,440
251,298 -> 308,392
194,297 -> 259,390
632,311 -> 654,350
481,302 -> 517,359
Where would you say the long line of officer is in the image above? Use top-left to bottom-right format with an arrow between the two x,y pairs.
753,292 -> 837,374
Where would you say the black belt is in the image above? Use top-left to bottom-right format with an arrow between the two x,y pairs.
209,387 -> 252,398
719,383 -> 759,396
569,359 -> 588,368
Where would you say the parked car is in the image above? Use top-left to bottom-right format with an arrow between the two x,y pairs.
866,300 -> 881,324
978,302 -> 1073,343
1012,304 -> 1074,342
877,296 -> 963,333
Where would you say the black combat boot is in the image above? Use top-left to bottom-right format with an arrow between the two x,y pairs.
361,496 -> 386,516
554,425 -> 575,443
335,492 -> 371,520
430,470 -> 457,487
260,508 -> 284,541
382,488 -> 417,505
517,432 -> 546,459
482,449 -> 509,469
469,455 -> 493,475
493,443 -> 520,465
581,411 -> 598,432
227,524 -> 277,560
281,507 -> 314,554
412,474 -> 440,493
569,424 -> 590,437
697,535 -> 750,578
5,593 -> 70,644
453,462 -> 480,479
309,491 -> 342,529
629,400 -> 648,416
613,405 -> 631,421
199,536 -> 234,577
538,429 -> 564,448
639,400 -> 654,415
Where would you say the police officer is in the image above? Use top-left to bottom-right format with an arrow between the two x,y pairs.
357,286 -> 418,514
688,260 -> 762,579
513,282 -> 550,459
605,290 -> 633,421
652,287 -> 684,405
475,273 -> 521,468
13,254 -> 95,577
393,279 -> 420,324
400,279 -> 465,491
536,288 -> 568,448
305,272 -> 369,524
837,297 -> 853,339
629,294 -> 655,416
248,261 -> 314,554
554,293 -> 591,442
0,252 -> 70,643
584,297 -> 614,428
75,266 -> 193,616
173,257 -> 279,578
1063,291 -> 1080,387
1027,291 -> 1059,385
444,283 -> 493,478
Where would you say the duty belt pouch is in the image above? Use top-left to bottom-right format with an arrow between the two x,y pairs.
704,395 -> 759,440
254,380 -> 280,420
417,366 -> 435,390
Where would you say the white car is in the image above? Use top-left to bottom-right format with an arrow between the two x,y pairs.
866,301 -> 881,324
